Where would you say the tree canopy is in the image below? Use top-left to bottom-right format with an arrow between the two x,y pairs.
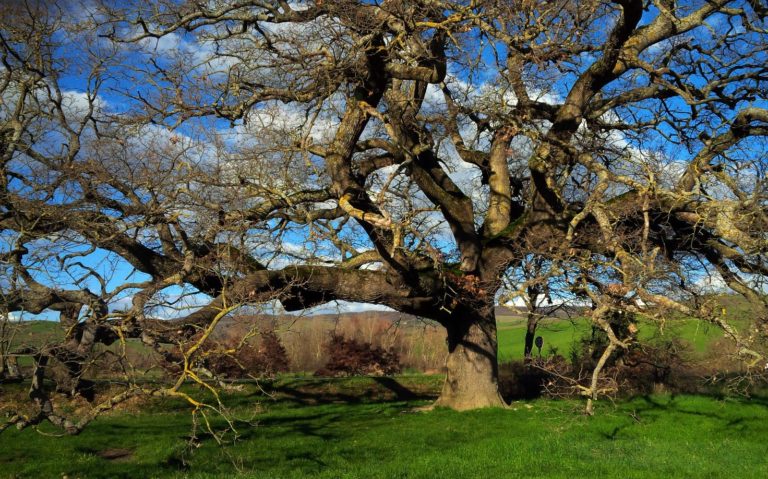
2,0 -> 768,430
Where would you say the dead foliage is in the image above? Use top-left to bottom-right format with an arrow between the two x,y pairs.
314,333 -> 402,377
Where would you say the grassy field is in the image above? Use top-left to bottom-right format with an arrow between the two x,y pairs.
1,377 -> 767,478
496,315 -> 588,361
2,296 -> 762,477
7,305 -> 742,372
495,314 -> 734,362
494,293 -> 756,362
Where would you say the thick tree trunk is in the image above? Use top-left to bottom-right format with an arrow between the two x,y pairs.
435,308 -> 506,410
0,350 -> 20,382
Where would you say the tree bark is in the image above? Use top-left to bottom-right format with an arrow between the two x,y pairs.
435,309 -> 506,410
0,347 -> 20,382
523,312 -> 539,361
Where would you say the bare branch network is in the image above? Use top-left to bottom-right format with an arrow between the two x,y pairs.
1,0 -> 767,429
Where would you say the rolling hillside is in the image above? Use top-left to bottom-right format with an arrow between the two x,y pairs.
3,295 -> 755,373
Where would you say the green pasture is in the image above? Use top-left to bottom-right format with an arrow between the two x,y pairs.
496,314 -> 735,362
496,315 -> 589,361
1,377 -> 767,478
7,310 -> 744,371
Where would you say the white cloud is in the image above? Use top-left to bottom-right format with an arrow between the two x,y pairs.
228,102 -> 339,146
108,295 -> 134,312
60,89 -> 108,123
3,311 -> 23,322
294,300 -> 395,315
692,271 -> 727,293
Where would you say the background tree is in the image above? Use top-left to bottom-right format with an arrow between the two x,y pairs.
499,256 -> 574,361
2,0 -> 768,430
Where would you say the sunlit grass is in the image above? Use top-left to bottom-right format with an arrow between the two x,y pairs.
496,314 -> 740,362
1,378 -> 767,478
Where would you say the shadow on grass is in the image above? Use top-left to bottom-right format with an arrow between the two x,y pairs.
237,412 -> 340,441
260,376 -> 437,406
69,447 -> 193,479
6,386 -> 768,479
635,393 -> 768,415
611,393 -> 768,438
593,393 -> 768,442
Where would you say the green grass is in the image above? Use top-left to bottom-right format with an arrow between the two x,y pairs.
6,320 -> 63,347
495,314 -> 742,362
639,318 -> 726,353
497,315 -> 591,362
6,296 -> 750,371
2,378 -> 767,478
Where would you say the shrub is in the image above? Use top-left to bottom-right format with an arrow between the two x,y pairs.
498,359 -> 552,400
500,337 -> 696,401
499,355 -> 594,401
315,333 -> 401,377
255,330 -> 290,376
202,330 -> 290,379
203,345 -> 250,379
618,339 -> 693,394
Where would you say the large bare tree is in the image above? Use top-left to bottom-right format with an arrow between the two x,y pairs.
2,0 -> 768,430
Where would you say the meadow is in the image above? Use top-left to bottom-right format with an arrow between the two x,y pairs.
6,308 -> 737,374
2,300 -> 763,478
495,313 -> 730,362
1,376 -> 767,478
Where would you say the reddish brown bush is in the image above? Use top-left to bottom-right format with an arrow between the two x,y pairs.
199,330 -> 291,379
255,330 -> 290,376
314,333 -> 401,377
204,346 -> 250,379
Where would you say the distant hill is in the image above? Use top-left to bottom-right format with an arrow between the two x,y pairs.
212,309 -> 431,340
6,293 -> 757,342
495,306 -> 524,317
214,306 -> 549,337
496,304 -> 586,319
